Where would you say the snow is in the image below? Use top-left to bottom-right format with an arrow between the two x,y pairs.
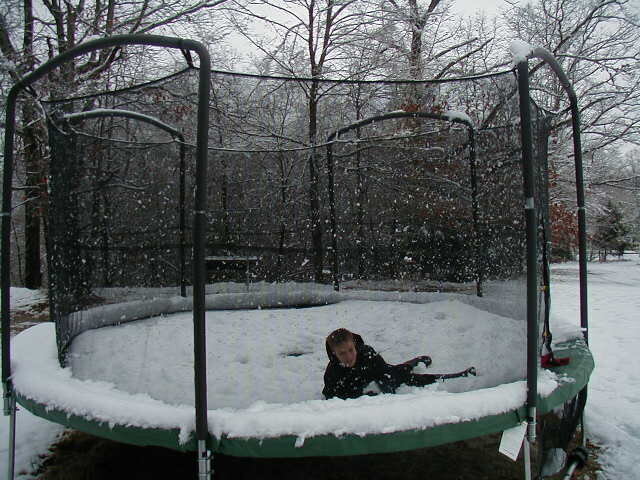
79,35 -> 105,45
1,289 -> 63,480
1,257 -> 640,478
443,110 -> 475,128
11,296 -> 559,442
63,109 -> 180,137
0,409 -> 63,480
550,258 -> 640,479
7,289 -> 46,312
509,39 -> 534,64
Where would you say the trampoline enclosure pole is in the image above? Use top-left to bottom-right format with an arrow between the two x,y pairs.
326,142 -> 340,291
523,438 -> 532,480
517,60 -> 538,443
529,47 -> 588,345
467,127 -> 483,297
191,45 -> 212,480
2,88 -> 17,413
6,392 -> 16,480
2,72 -> 19,480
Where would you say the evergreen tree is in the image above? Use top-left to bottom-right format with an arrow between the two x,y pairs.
592,200 -> 630,261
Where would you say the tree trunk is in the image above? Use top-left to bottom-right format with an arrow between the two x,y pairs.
22,101 -> 43,288
406,0 -> 425,109
308,81 -> 323,283
353,95 -> 366,279
276,154 -> 288,281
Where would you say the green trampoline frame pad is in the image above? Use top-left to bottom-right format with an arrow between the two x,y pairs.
16,337 -> 593,458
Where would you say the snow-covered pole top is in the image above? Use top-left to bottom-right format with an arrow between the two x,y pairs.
443,110 -> 475,130
509,39 -> 535,65
509,39 -> 577,104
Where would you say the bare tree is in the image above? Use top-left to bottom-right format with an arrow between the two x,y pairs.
0,0 -> 230,287
501,0 -> 640,252
226,0 -> 389,282
504,1 -> 640,171
373,0 -> 499,112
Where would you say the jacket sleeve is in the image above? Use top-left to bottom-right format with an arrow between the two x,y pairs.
361,346 -> 398,394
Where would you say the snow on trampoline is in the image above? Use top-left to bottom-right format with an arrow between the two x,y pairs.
11,292 -> 580,443
69,298 -> 527,407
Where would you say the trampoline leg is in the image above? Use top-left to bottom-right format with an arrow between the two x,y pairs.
523,438 -> 532,480
198,440 -> 212,480
4,391 -> 17,480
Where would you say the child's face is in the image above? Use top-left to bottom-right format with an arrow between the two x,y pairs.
333,340 -> 357,367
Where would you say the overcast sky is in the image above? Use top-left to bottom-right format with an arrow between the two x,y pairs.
452,0 -> 506,16
228,0 -> 512,68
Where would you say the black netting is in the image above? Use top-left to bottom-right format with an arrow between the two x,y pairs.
204,149 -> 312,281
46,109 -> 195,361
329,121 -> 482,285
39,67 -> 549,358
538,388 -> 588,476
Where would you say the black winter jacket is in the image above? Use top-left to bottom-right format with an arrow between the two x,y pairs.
322,333 -> 412,399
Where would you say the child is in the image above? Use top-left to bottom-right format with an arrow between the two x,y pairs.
323,328 -> 476,400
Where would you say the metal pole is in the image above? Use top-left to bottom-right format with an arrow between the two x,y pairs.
2,87 -> 18,480
191,43 -> 212,480
528,45 -> 591,455
570,102 -> 588,345
1,88 -> 18,410
179,139 -> 187,297
5,391 -> 16,480
562,461 -> 579,480
523,438 -> 532,480
562,446 -> 588,480
517,60 -> 538,444
530,47 -> 588,343
245,256 -> 250,291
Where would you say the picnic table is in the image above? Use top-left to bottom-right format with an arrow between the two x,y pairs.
204,255 -> 258,288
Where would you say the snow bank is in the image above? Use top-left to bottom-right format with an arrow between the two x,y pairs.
9,288 -> 47,311
0,407 -> 63,480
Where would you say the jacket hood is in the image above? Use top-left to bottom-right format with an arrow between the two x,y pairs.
325,332 -> 365,364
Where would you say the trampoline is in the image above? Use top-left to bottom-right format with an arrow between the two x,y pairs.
10,290 -> 592,459
2,34 -> 593,479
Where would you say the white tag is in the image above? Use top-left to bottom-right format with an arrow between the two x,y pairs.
499,421 -> 527,461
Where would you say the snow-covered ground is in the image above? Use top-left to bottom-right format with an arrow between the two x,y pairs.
550,257 -> 640,479
1,257 -> 639,479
